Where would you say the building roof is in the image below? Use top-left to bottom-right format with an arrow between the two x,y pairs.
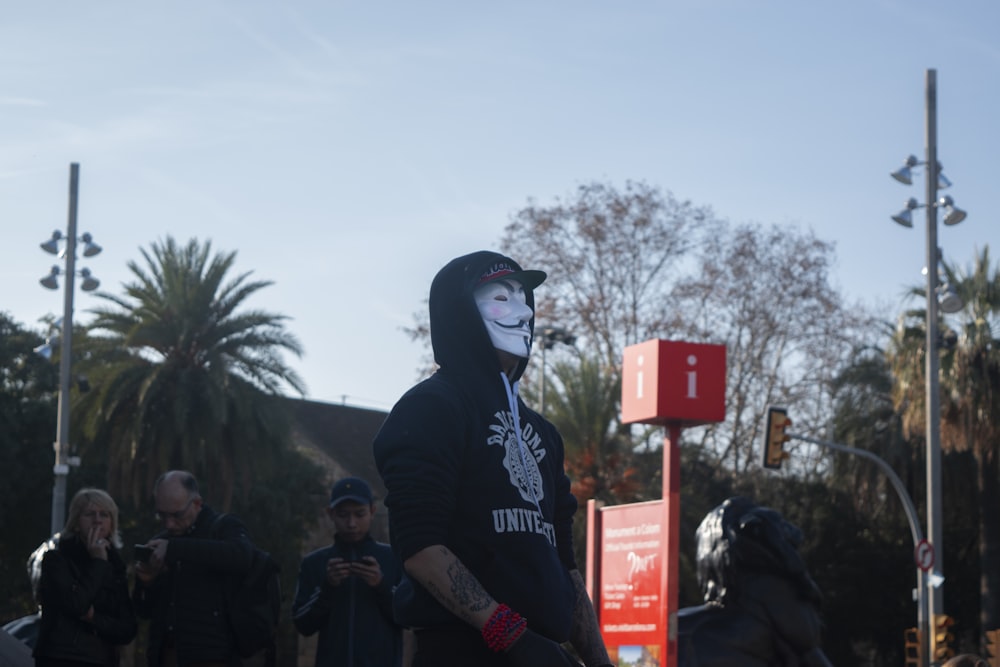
282,397 -> 391,542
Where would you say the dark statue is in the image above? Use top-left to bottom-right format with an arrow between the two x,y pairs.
676,497 -> 834,667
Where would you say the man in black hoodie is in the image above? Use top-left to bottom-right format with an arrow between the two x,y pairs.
374,251 -> 612,667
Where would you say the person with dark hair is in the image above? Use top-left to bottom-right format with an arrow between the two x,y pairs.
292,476 -> 404,666
677,496 -> 833,667
33,487 -> 137,666
132,470 -> 254,667
373,251 -> 612,666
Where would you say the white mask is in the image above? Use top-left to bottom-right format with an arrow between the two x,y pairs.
474,279 -> 534,358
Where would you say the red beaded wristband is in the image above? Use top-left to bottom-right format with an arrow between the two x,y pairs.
481,603 -> 528,652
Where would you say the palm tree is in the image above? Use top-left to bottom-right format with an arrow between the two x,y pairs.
532,354 -> 640,504
888,246 -> 1000,634
939,247 -> 1000,633
828,343 -> 918,522
78,237 -> 305,508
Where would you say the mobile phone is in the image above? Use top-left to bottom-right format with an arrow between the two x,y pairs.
134,544 -> 154,563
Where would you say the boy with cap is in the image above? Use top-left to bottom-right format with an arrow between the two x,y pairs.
292,476 -> 403,667
374,251 -> 612,666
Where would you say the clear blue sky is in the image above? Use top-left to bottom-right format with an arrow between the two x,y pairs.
2,2 -> 998,411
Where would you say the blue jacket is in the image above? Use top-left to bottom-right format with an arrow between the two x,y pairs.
292,534 -> 402,667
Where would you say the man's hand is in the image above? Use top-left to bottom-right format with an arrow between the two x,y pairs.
325,557 -> 352,587
505,628 -> 580,667
148,538 -> 169,564
134,562 -> 158,584
350,555 -> 383,587
135,538 -> 169,583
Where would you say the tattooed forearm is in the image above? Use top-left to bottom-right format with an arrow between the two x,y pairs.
447,558 -> 494,613
405,544 -> 497,629
569,569 -> 611,666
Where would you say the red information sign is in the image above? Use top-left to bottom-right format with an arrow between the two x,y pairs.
585,339 -> 724,667
596,500 -> 666,652
621,340 -> 726,426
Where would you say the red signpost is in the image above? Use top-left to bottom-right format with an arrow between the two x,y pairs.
589,340 -> 726,667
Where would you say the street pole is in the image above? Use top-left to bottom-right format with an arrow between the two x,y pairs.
50,163 -> 79,536
536,326 -> 576,416
923,69 -> 945,638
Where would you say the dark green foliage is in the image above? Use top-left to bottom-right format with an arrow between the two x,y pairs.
0,313 -> 59,621
221,446 -> 326,667
747,476 -> 915,666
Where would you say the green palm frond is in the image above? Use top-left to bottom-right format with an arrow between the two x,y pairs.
77,236 -> 304,507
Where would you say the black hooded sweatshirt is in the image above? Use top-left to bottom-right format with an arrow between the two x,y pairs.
373,250 -> 579,643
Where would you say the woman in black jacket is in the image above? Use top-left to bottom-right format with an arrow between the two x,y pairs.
34,488 -> 137,667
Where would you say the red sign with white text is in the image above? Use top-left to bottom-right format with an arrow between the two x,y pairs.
621,340 -> 726,426
597,500 -> 666,648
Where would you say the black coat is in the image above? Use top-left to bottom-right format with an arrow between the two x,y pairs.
132,506 -> 254,667
33,534 -> 137,667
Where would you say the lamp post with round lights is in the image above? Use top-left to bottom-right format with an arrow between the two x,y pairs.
889,68 -> 967,665
38,163 -> 102,536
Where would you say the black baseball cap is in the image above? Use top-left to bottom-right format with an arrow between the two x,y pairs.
328,477 -> 373,508
476,259 -> 546,290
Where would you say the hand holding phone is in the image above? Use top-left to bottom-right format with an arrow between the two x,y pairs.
134,544 -> 154,563
326,557 -> 352,587
350,555 -> 383,587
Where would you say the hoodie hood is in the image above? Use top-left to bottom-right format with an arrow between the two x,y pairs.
429,251 -> 545,383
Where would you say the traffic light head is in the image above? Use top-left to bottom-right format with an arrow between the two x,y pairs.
932,614 -> 956,662
763,406 -> 792,469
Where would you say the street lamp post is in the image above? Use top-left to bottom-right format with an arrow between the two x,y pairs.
922,71 -> 945,641
889,68 -> 967,665
38,163 -> 101,536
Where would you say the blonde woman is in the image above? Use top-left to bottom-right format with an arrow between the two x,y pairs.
33,488 -> 136,667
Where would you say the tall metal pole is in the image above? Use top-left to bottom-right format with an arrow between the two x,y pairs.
51,163 -> 79,536
924,68 -> 945,643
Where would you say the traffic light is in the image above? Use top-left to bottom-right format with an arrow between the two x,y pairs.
985,628 -> 1000,667
763,406 -> 792,469
931,614 -> 955,662
903,627 -> 920,667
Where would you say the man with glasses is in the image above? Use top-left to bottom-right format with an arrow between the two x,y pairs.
133,470 -> 254,667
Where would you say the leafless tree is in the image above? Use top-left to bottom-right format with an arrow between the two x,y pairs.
501,181 -> 879,476
502,180 -> 704,370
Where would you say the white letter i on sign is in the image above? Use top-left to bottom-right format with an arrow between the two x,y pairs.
686,354 -> 698,398
637,355 -> 644,399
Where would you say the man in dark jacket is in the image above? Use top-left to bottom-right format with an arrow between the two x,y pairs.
133,470 -> 254,667
373,251 -> 612,667
292,476 -> 403,666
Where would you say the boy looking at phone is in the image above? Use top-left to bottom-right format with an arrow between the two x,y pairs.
292,477 -> 404,667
